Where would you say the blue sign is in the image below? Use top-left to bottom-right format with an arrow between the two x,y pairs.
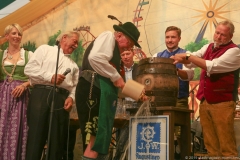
129,116 -> 169,160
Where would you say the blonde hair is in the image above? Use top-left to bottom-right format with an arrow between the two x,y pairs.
4,23 -> 23,36
56,31 -> 80,43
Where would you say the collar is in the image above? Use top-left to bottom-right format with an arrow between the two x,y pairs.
54,45 -> 71,57
166,47 -> 179,53
212,40 -> 233,51
124,63 -> 134,72
64,54 -> 71,57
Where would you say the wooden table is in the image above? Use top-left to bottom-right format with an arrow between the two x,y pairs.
127,106 -> 193,160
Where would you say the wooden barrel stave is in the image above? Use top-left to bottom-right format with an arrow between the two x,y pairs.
136,57 -> 179,107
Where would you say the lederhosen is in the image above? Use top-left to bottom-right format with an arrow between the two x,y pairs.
76,40 -> 121,154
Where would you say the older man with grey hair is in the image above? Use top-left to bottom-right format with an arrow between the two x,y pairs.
171,20 -> 240,158
75,21 -> 143,160
24,31 -> 80,160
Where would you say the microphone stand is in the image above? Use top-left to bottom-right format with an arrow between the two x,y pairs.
46,42 -> 60,160
189,83 -> 199,122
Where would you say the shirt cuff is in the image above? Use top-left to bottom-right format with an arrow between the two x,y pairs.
68,93 -> 75,103
205,60 -> 213,76
110,72 -> 121,82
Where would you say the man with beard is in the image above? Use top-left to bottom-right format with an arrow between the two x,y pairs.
170,20 -> 240,158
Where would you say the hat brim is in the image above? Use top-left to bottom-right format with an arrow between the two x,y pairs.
113,25 -> 141,48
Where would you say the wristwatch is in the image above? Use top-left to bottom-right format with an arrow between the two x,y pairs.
186,53 -> 191,60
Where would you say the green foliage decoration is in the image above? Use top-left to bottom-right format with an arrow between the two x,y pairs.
0,41 -> 8,50
184,38 -> 209,80
48,30 -> 61,46
185,38 -> 209,52
70,40 -> 84,67
193,67 -> 201,80
21,41 -> 37,52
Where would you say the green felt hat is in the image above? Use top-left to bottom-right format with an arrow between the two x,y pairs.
113,22 -> 141,48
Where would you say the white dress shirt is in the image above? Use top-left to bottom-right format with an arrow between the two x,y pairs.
185,44 -> 240,76
124,65 -> 135,101
24,45 -> 79,101
88,31 -> 121,82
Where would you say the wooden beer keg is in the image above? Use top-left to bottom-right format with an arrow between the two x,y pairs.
136,57 -> 179,108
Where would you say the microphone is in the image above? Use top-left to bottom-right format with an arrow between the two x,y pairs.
62,68 -> 71,76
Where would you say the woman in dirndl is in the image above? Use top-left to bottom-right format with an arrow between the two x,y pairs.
0,23 -> 33,160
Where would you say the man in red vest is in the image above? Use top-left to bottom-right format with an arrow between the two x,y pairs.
170,20 -> 240,158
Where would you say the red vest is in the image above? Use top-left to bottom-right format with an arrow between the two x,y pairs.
196,41 -> 239,103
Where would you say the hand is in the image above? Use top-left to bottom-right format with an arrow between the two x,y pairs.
64,97 -> 73,112
113,77 -> 125,89
51,74 -> 65,85
170,53 -> 190,64
11,85 -> 26,98
140,95 -> 149,101
139,89 -> 149,101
